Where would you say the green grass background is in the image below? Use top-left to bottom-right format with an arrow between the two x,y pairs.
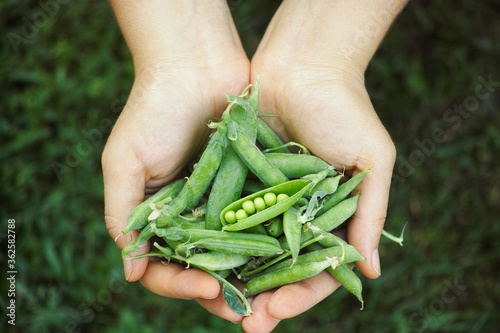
1,1 -> 499,332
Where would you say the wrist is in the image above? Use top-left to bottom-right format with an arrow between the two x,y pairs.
111,0 -> 245,75
253,0 -> 407,76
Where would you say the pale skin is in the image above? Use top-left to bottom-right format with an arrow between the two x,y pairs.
103,1 -> 407,332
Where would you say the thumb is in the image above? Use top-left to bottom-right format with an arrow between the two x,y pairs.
102,144 -> 150,282
347,157 -> 394,279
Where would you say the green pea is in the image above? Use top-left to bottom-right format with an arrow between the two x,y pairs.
225,210 -> 237,224
264,192 -> 277,206
236,209 -> 248,220
276,193 -> 289,203
253,197 -> 266,211
242,200 -> 256,215
221,179 -> 313,232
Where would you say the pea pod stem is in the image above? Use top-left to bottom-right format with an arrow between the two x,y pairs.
256,117 -> 290,153
381,221 -> 408,246
122,222 -> 156,257
123,179 -> 186,234
202,268 -> 253,316
142,243 -> 254,316
262,142 -> 310,154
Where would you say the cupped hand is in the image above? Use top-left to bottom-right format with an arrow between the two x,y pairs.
242,37 -> 396,333
102,57 -> 250,323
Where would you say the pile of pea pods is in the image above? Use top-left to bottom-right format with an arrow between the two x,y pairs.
121,77 -> 370,316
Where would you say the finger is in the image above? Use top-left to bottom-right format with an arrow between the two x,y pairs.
241,291 -> 280,333
195,289 -> 245,323
348,151 -> 395,279
140,261 -> 220,300
267,271 -> 341,320
103,144 -> 149,282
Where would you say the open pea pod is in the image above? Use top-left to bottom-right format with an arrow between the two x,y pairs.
221,179 -> 313,231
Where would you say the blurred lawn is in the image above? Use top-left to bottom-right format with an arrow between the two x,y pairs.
1,0 -> 499,332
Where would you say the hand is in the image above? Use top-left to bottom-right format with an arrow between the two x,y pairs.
242,1 -> 400,331
103,0 -> 251,323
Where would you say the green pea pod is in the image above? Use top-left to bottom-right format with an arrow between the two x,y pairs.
177,229 -> 281,248
152,242 -> 174,257
191,237 -> 283,257
157,128 -> 228,227
256,118 -> 290,153
243,179 -> 267,195
264,153 -> 336,179
306,175 -> 342,196
283,206 -> 301,264
122,178 -> 186,234
228,120 -> 289,187
221,179 -> 313,231
244,244 -> 365,282
245,257 -> 335,296
270,246 -> 365,273
327,264 -> 364,305
311,193 -> 360,232
239,232 -> 326,278
214,269 -> 232,279
205,83 -> 260,230
121,222 -> 156,257
317,168 -> 368,216
156,213 -> 205,230
186,251 -> 250,271
265,216 -> 284,237
248,76 -> 260,113
243,223 -> 269,236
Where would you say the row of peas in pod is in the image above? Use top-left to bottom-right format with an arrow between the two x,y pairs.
121,77 -> 402,317
224,192 -> 289,223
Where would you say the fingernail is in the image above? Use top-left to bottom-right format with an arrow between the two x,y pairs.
123,256 -> 132,281
269,314 -> 281,322
204,293 -> 219,300
371,248 -> 381,277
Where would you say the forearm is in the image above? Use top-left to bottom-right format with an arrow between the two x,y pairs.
256,0 -> 408,75
110,0 -> 243,74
